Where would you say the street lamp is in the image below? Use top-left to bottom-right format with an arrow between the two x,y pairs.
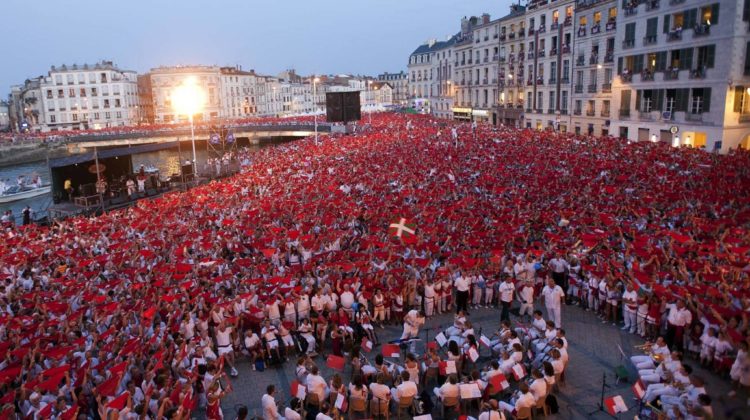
172,76 -> 206,180
367,80 -> 373,124
313,77 -> 320,145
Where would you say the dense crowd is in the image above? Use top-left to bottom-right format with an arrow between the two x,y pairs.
0,116 -> 322,145
1,112 -> 749,419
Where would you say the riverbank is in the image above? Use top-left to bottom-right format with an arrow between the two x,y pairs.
0,142 -> 72,168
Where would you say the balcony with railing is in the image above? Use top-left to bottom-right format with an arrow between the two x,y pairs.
640,69 -> 655,81
528,27 -> 535,36
620,109 -> 631,118
551,21 -> 559,30
664,69 -> 680,80
639,111 -> 655,120
496,55 -> 502,62
601,109 -> 610,117
606,19 -> 616,31
500,33 -> 507,41
591,24 -> 601,35
528,52 -> 536,59
483,78 -> 489,85
573,108 -> 582,115
468,58 -> 473,64
602,83 -> 611,93
693,24 -> 710,37
518,30 -> 526,38
560,108 -> 569,115
622,39 -> 635,49
685,112 -> 703,122
589,54 -> 599,65
588,84 -> 598,93
564,16 -> 573,26
509,32 -> 516,39
538,50 -> 546,57
509,55 -> 515,63
518,52 -> 525,60
624,6 -> 637,16
645,0 -> 660,11
562,45 -> 571,54
689,67 -> 707,79
550,48 -> 558,56
578,26 -> 587,37
586,109 -> 596,116
484,57 -> 489,63
621,71 -> 633,82
527,78 -> 534,86
739,113 -> 750,123
538,25 -> 546,34
575,84 -> 584,93
604,51 -> 614,62
667,29 -> 682,41
546,108 -> 555,114
644,35 -> 657,45
561,77 -> 570,84
549,77 -> 558,84
669,0 -> 685,4
576,56 -> 585,66
536,77 -> 544,85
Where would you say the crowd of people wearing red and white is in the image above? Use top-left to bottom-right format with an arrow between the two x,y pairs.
1,112 -> 749,419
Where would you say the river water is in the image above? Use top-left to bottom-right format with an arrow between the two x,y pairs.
0,139 -> 292,224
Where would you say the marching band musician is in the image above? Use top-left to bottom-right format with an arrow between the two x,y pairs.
446,310 -> 468,338
630,337 -> 671,370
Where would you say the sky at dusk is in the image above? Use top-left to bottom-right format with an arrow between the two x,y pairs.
1,0 -> 514,92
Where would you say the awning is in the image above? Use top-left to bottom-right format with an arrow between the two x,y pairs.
49,141 -> 179,169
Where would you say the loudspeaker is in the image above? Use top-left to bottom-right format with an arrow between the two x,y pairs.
326,92 -> 361,123
181,164 -> 193,177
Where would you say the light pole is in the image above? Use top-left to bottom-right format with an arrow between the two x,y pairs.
172,77 -> 206,181
367,80 -> 373,124
313,77 -> 320,145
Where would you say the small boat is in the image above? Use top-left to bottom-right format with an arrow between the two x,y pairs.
0,185 -> 51,203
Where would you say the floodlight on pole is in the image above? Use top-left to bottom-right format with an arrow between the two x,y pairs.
313,77 -> 320,145
172,77 -> 206,180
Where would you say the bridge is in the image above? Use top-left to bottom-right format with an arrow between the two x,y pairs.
66,123 -> 334,152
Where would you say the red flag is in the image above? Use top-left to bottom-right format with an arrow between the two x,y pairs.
96,374 -> 121,397
106,392 -> 130,410
381,344 -> 400,358
326,355 -> 346,372
604,395 -> 628,415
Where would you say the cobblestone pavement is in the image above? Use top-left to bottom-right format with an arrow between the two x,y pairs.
217,303 -> 748,419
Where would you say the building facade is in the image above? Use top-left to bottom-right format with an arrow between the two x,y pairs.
522,0 -> 577,132
377,72 -> 409,105
611,0 -> 750,151
8,79 -> 44,132
430,37 -> 457,120
497,6 -> 528,127
408,41 -> 436,112
466,14 -> 502,124
570,0 -> 617,136
149,66 -> 223,123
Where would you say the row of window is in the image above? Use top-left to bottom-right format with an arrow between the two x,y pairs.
53,71 -> 124,85
620,88 -> 711,115
45,85 -> 130,99
617,44 -> 716,75
48,111 -> 123,124
622,4 -> 718,47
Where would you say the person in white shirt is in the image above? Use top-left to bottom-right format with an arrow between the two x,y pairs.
369,373 -> 391,406
621,283 -> 638,334
665,298 -> 692,352
517,281 -> 535,322
498,382 -> 535,414
390,371 -> 418,404
541,277 -> 565,328
498,275 -> 515,322
283,398 -> 303,420
548,253 -> 569,293
478,399 -> 506,420
339,284 -> 355,316
423,280 -> 436,317
400,309 -> 425,340
630,337 -> 671,370
434,374 -> 460,400
528,369 -> 548,403
214,322 -> 238,377
454,273 -> 470,314
305,366 -> 329,402
261,385 -> 283,420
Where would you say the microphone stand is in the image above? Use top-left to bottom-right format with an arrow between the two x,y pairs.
587,371 -> 616,419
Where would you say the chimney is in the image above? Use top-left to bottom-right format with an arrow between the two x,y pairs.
482,13 -> 490,24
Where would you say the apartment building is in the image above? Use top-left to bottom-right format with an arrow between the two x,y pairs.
498,5 -> 528,127
523,0 -> 577,132
408,42 -> 435,113
430,37 -> 457,120
377,72 -> 409,105
149,66 -> 223,123
611,0 -> 750,151
570,0 -> 617,136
